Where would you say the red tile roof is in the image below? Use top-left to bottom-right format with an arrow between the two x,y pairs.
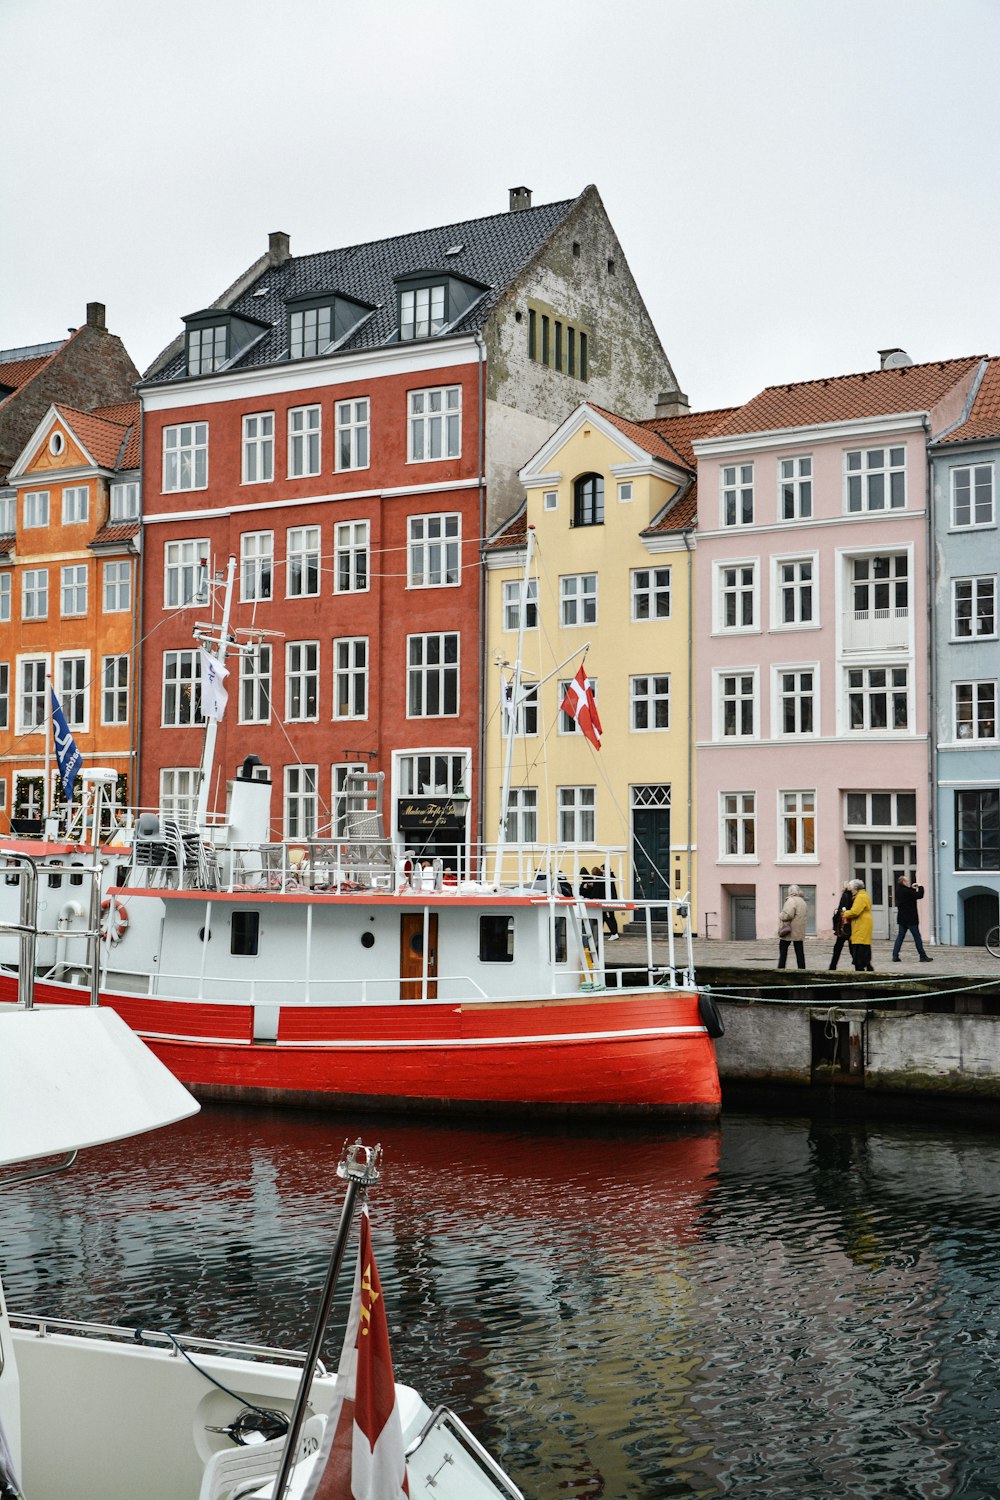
638,408 -> 736,533
90,521 -> 140,548
709,357 -> 984,437
937,358 -> 1000,444
55,400 -> 138,471
589,404 -> 694,470
485,505 -> 527,551
0,355 -> 54,394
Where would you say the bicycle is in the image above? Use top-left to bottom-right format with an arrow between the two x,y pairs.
987,925 -> 1000,959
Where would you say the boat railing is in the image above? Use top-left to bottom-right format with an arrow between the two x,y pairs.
7,1311 -> 329,1374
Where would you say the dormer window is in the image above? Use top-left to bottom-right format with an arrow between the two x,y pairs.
401,285 -> 446,340
394,269 -> 489,343
187,323 -> 228,374
285,290 -> 374,361
183,309 -> 269,377
290,303 -> 333,359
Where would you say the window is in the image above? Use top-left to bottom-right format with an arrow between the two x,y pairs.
231,911 -> 260,956
331,764 -> 353,838
718,562 -> 757,630
334,520 -> 369,593
780,790 -> 816,858
573,473 -> 604,526
479,914 -> 514,963
288,405 -> 321,478
162,651 -> 201,726
559,678 -> 598,735
335,399 -> 370,471
527,304 -> 589,377
0,574 -> 9,622
503,578 -> 538,632
61,565 -> 88,616
851,553 -> 908,619
543,489 -> 557,511
187,323 -> 227,373
775,557 -> 815,627
23,569 -> 48,619
0,662 -> 7,730
240,531 -> 274,602
845,446 -> 905,512
845,791 -> 916,830
333,637 -> 368,718
284,765 -> 318,840
953,576 -> 997,639
400,285 -> 445,340
163,423 -> 208,492
407,633 -> 459,717
103,560 -> 131,613
631,675 -> 670,730
242,413 -> 274,484
509,682 -> 539,736
286,642 -> 319,721
160,769 -> 199,827
558,786 -> 595,844
631,567 -> 671,621
408,386 -> 461,461
57,656 -> 87,730
19,659 -> 47,731
505,787 -> 538,843
24,491 -> 49,528
956,789 -> 999,871
62,486 -> 88,524
239,644 -> 272,723
110,481 -> 140,520
286,526 -> 321,598
164,540 -> 209,608
780,456 -> 812,520
289,305 -> 332,359
102,654 -> 129,725
719,672 -> 757,738
955,681 -> 997,740
408,513 -> 461,587
951,464 -> 994,529
721,792 -> 756,859
560,573 -> 597,627
0,496 -> 13,533
847,666 -> 909,731
617,481 -> 633,504
722,464 -> 754,526
776,668 -> 816,735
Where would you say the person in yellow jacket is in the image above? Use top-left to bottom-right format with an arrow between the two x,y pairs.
844,880 -> 874,972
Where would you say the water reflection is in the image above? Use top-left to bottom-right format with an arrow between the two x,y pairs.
3,1107 -> 1000,1498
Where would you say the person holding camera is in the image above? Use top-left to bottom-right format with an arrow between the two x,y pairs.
892,874 -> 932,962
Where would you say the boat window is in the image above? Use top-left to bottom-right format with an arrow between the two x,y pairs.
361,930 -> 375,949
552,914 -> 568,965
47,871 -> 62,888
69,863 -> 84,886
231,910 -> 260,956
479,914 -> 514,963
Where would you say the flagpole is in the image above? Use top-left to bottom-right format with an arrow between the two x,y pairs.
195,555 -> 236,832
44,673 -> 52,822
492,527 -> 536,887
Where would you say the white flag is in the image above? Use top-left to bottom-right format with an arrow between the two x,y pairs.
200,650 -> 229,722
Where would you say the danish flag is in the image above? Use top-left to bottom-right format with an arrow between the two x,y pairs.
561,665 -> 602,750
304,1205 -> 409,1499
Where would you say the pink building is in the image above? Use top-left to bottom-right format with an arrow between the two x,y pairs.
693,352 -> 984,947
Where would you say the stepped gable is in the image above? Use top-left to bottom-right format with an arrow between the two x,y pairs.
148,195 -> 580,383
937,356 -> 1000,444
709,356 -> 985,436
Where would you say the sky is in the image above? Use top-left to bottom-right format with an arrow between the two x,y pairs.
3,0 -> 999,413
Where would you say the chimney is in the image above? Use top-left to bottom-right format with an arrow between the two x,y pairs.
654,388 -> 690,418
268,230 -> 291,266
86,301 -> 106,331
879,347 -> 912,370
509,186 -> 532,213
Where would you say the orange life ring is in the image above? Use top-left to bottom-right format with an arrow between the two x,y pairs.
100,896 -> 128,944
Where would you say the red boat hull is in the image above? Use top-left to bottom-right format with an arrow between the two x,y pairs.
0,975 -> 720,1119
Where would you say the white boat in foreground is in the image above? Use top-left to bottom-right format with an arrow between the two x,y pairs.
0,1005 -> 523,1499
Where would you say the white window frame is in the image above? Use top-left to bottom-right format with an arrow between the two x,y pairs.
502,578 -> 538,632
950,463 -> 995,530
0,574 -> 9,622
284,764 -> 318,840
61,486 -> 88,524
335,399 -> 370,472
240,531 -> 274,602
102,560 -> 131,614
239,643 -> 272,725
773,664 -> 819,738
557,785 -> 595,844
631,566 -> 671,622
771,553 -> 818,630
505,787 -> 539,844
779,455 -> 813,520
164,539 -> 209,609
110,480 -> 140,521
542,489 -> 558,511
331,763 -> 353,838
101,654 -> 129,726
17,656 -> 48,733
287,405 -> 321,478
845,445 -> 906,513
714,559 -> 759,634
714,668 -> 759,740
630,674 -> 670,731
408,386 -> 461,462
952,575 -> 997,641
510,682 -> 539,737
400,284 -> 446,340
159,769 -> 199,828
242,412 -> 275,485
560,573 -> 598,628
55,652 -> 89,732
408,513 -> 461,588
60,564 -> 88,617
286,526 -> 321,598
617,481 -> 633,504
721,463 -> 754,527
23,491 -> 49,528
406,632 -> 459,718
162,422 -> 208,493
0,662 -> 8,731
845,664 -> 910,734
334,520 -> 370,594
285,641 -> 320,723
778,789 -> 817,862
720,791 -> 757,862
954,680 -> 997,742
333,636 -> 368,719
22,569 -> 48,620
162,650 -> 202,727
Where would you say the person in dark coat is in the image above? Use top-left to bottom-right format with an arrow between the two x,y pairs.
594,865 -> 619,940
892,875 -> 932,962
828,881 -> 855,971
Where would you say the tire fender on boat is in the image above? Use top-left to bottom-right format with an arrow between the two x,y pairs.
100,896 -> 129,945
698,992 -> 725,1039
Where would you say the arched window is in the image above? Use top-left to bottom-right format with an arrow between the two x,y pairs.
573,473 -> 604,527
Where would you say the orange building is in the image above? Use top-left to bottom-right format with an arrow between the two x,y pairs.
0,400 -> 141,830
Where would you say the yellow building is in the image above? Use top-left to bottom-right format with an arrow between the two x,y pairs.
484,401 -> 721,923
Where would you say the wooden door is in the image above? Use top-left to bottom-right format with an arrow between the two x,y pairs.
400,912 -> 438,999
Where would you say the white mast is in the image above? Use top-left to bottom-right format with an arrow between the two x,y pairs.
492,527 -> 536,886
195,556 -> 236,832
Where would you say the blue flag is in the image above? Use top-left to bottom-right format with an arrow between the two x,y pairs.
51,688 -> 83,802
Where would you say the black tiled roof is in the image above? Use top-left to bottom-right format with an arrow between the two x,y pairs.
148,196 -> 579,384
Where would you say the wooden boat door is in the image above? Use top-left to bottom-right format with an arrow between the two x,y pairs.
400,912 -> 438,999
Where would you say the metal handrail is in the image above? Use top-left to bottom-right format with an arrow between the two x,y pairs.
8,1312 -> 328,1373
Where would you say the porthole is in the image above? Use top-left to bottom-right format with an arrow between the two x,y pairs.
361,931 -> 375,949
49,431 -> 65,456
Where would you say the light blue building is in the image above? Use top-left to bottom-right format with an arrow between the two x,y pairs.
930,359 -> 999,945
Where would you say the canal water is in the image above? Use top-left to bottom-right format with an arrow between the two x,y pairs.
3,1103 -> 1000,1499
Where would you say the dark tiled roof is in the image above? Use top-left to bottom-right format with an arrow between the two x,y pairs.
147,196 -> 581,383
937,357 -> 1000,444
709,357 -> 984,437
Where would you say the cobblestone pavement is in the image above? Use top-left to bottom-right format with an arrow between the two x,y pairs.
610,931 -> 1000,979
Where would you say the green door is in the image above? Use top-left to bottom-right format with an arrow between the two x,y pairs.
632,801 -> 671,921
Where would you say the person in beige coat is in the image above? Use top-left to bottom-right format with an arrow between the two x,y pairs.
777,884 -> 808,969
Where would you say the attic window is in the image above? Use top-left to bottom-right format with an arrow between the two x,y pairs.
401,284 -> 446,340
445,244 -> 464,256
290,303 -> 333,359
187,324 -> 228,375
49,431 -> 65,457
